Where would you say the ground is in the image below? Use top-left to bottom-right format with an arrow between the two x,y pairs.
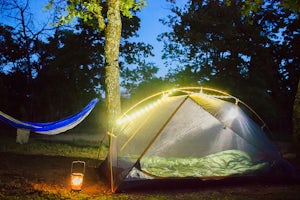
1,151 -> 300,200
0,152 -> 109,198
1,131 -> 300,199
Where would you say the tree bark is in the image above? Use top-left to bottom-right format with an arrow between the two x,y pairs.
293,80 -> 300,154
104,0 -> 122,133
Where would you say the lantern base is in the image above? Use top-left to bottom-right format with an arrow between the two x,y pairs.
71,172 -> 84,191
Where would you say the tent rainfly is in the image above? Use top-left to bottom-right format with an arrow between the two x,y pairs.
99,87 -> 296,192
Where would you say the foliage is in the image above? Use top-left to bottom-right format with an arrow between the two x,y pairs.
0,25 -> 22,68
0,22 -> 102,121
121,77 -> 174,111
45,0 -> 148,131
238,0 -> 300,18
0,1 -> 51,120
159,0 -> 299,135
0,1 -> 155,127
226,0 -> 300,147
293,81 -> 300,153
119,38 -> 161,100
121,63 -> 158,95
46,0 -> 146,30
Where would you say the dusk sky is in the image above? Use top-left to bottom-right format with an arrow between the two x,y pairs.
0,0 -> 187,77
132,0 -> 186,76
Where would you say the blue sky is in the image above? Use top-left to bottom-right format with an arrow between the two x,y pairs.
1,0 -> 187,77
133,1 -> 177,76
134,0 -> 187,76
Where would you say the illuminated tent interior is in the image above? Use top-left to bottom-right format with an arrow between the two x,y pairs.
100,87 -> 295,192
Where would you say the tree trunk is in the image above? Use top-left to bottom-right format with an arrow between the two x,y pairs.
104,0 -> 122,133
293,80 -> 300,154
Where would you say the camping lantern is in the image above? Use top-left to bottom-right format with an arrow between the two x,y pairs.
71,161 -> 85,191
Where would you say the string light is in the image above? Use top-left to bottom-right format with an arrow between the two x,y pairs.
235,98 -> 239,105
114,87 -> 268,133
117,94 -> 170,125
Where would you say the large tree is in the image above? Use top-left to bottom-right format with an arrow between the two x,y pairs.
46,0 -> 145,132
160,0 -> 299,137
235,0 -> 300,151
1,0 -> 154,132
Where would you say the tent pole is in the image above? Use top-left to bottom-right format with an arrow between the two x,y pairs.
138,96 -> 189,160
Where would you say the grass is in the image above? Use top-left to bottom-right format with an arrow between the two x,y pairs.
1,130 -> 300,199
0,133 -> 108,160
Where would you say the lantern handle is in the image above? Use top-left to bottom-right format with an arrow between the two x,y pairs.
71,160 -> 86,174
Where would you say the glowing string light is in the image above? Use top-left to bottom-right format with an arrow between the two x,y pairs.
114,87 -> 270,135
117,94 -> 169,125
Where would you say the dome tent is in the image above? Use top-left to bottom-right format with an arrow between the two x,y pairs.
100,87 -> 295,192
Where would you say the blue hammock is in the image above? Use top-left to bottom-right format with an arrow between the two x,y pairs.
0,98 -> 99,135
